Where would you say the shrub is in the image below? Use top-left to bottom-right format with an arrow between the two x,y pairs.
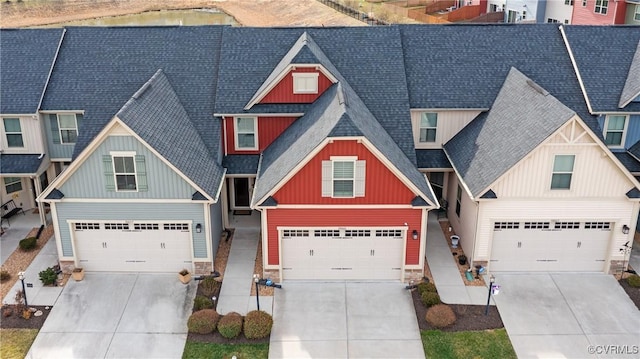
417,282 -> 437,295
218,312 -> 243,339
39,267 -> 57,286
244,310 -> 273,339
193,295 -> 213,311
2,307 -> 13,318
200,277 -> 221,297
425,304 -> 456,328
187,309 -> 220,334
627,274 -> 640,288
0,270 -> 10,282
19,237 -> 37,251
421,291 -> 441,308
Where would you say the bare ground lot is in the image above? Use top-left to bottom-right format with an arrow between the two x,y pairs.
0,0 -> 365,28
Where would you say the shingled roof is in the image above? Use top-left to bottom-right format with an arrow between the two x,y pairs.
620,41 -> 640,109
116,70 -> 224,200
1,29 -> 63,114
562,25 -> 640,112
444,67 -> 576,197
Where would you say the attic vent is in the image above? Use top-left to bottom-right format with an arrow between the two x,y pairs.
526,79 -> 549,96
133,82 -> 152,100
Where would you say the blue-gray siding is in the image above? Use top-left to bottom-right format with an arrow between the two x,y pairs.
60,135 -> 197,199
598,114 -> 640,151
55,202 -> 207,258
209,201 -> 222,261
44,114 -> 75,160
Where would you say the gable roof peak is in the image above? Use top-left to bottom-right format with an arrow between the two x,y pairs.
619,41 -> 640,109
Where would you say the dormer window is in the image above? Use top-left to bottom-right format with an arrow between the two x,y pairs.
234,117 -> 258,150
292,73 -> 319,94
604,115 -> 627,147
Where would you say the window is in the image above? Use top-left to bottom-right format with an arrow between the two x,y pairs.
113,156 -> 137,191
57,114 -> 79,144
344,229 -> 371,237
547,18 -> 559,23
554,222 -> 580,229
321,158 -> 365,198
314,229 -> 340,237
635,6 -> 640,21
3,118 -> 23,147
282,230 -> 310,238
604,115 -> 627,147
594,0 -> 608,14
551,155 -> 575,190
134,223 -> 159,230
494,222 -> 520,229
375,229 -> 402,238
507,10 -> 518,22
235,117 -> 257,150
429,172 -> 444,200
75,223 -> 100,230
419,113 -> 437,143
4,177 -> 22,194
164,223 -> 190,231
524,222 -> 550,229
584,222 -> 610,229
455,185 -> 462,217
582,0 -> 586,6
105,223 -> 130,230
489,4 -> 497,12
292,72 -> 319,94
564,0 -> 573,4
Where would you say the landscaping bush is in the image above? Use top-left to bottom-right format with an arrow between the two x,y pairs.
200,276 -> 221,297
38,267 -> 57,286
627,274 -> 640,288
218,312 -> 243,339
244,310 -> 273,339
0,270 -> 10,282
417,282 -> 437,295
19,237 -> 37,251
425,304 -> 456,328
421,291 -> 441,308
193,295 -> 213,311
187,309 -> 220,334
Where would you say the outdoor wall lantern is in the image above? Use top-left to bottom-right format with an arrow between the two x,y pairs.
195,223 -> 202,233
622,225 -> 630,235
412,230 -> 419,240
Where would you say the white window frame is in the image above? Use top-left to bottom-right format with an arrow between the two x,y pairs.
3,118 -> 24,148
332,156 -> 357,198
419,113 -> 438,143
110,151 -> 138,192
594,0 -> 608,14
603,115 -> 628,148
234,117 -> 258,151
57,114 -> 79,144
292,72 -> 319,94
551,154 -> 575,190
4,177 -> 22,194
635,5 -> 640,21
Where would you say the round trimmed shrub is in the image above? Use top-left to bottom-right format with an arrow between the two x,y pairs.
0,270 -> 10,282
19,237 -> 37,251
421,291 -> 441,308
627,274 -> 640,288
425,304 -> 456,328
193,295 -> 213,311
244,310 -> 273,339
187,309 -> 220,334
200,277 -> 221,297
218,312 -> 243,339
417,282 -> 437,295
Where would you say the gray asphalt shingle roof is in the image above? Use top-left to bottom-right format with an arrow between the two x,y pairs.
562,26 -> 640,112
0,154 -> 44,175
416,149 -> 452,169
444,67 -> 576,197
620,41 -> 640,108
116,69 -> 224,200
1,29 -> 63,114
222,155 -> 260,175
614,152 -> 640,174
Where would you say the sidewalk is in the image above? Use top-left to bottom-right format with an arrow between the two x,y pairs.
1,211 -> 42,265
216,226 -> 273,315
426,212 -> 494,306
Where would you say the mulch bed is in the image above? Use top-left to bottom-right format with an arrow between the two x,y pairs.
411,290 -> 503,332
619,279 -> 640,310
0,305 -> 51,329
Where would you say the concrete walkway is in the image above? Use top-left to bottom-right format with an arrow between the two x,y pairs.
426,213 -> 493,305
216,226 -> 273,315
1,211 -> 43,265
629,236 -> 640,273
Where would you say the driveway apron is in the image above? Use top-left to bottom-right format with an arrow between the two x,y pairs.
493,273 -> 640,359
269,282 -> 424,359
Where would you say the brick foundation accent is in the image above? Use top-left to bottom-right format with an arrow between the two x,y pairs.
263,269 -> 280,283
404,269 -> 424,284
59,260 -> 75,274
608,260 -> 627,275
194,261 -> 213,275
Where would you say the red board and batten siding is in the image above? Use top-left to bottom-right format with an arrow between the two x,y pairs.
225,116 -> 297,155
266,208 -> 423,266
260,68 -> 333,104
571,0 -> 626,24
273,140 -> 416,204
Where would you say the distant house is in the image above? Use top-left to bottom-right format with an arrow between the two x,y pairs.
571,0 -> 628,24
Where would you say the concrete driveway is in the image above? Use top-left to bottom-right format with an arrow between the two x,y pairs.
27,273 -> 196,359
269,282 -> 424,359
493,273 -> 640,359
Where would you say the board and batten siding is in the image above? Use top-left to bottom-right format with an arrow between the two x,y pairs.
59,135 -> 197,199
54,202 -> 207,258
411,110 -> 481,149
475,199 -> 638,262
0,116 -> 45,154
43,114 -> 76,159
446,172 -> 478,258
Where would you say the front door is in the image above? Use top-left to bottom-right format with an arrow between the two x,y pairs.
233,178 -> 250,208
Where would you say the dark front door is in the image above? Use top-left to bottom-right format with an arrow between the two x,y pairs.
233,178 -> 250,208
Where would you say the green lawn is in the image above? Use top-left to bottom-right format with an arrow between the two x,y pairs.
422,329 -> 517,359
182,341 -> 269,359
0,329 -> 39,359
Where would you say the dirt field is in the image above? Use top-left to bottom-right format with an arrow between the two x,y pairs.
0,0 -> 365,28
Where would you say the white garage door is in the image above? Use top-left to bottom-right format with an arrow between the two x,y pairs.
73,222 -> 193,272
281,228 -> 404,281
490,221 -> 611,272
